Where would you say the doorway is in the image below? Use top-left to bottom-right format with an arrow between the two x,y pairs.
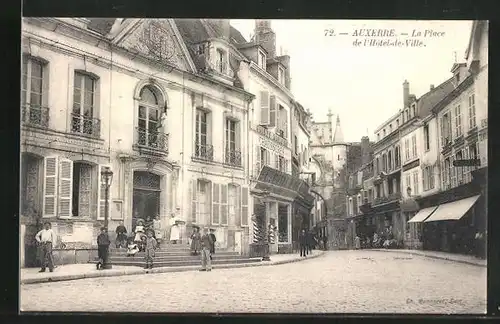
132,171 -> 162,229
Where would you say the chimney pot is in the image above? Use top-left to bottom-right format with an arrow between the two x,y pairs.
403,80 -> 410,108
430,84 -> 435,90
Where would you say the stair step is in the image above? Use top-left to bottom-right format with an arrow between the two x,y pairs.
109,251 -> 240,257
106,258 -> 261,268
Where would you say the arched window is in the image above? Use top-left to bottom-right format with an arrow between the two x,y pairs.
137,85 -> 165,149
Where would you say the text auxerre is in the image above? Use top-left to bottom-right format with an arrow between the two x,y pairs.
352,29 -> 397,37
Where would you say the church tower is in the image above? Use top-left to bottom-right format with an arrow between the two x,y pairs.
333,115 -> 344,143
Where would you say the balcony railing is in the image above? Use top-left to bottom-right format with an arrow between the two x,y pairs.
194,142 -> 214,161
136,127 -> 169,153
256,125 -> 288,147
224,148 -> 242,167
22,104 -> 49,128
71,114 -> 101,138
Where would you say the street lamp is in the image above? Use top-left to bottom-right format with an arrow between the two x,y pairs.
100,166 -> 113,269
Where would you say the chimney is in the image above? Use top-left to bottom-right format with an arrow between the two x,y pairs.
403,80 -> 410,108
254,19 -> 276,58
361,136 -> 371,165
430,84 -> 435,90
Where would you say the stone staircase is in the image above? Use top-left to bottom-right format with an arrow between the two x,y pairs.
104,243 -> 262,268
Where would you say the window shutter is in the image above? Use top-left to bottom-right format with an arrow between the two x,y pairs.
266,150 -> 271,167
235,186 -> 241,227
191,179 -> 197,223
255,146 -> 261,177
241,186 -> 249,226
58,159 -> 73,218
220,184 -> 228,225
212,183 -> 220,225
422,168 -> 427,191
260,91 -> 270,125
97,164 -> 111,220
43,156 -> 59,217
269,95 -> 277,127
283,109 -> 288,139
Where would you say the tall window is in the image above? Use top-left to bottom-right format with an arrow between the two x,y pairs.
228,184 -> 238,226
382,154 -> 387,172
258,50 -> 266,69
404,138 -> 410,160
454,104 -> 462,137
225,119 -> 240,166
278,66 -> 285,85
277,105 -> 288,138
260,147 -> 268,166
348,198 -> 353,216
412,171 -> 419,195
278,156 -> 286,172
405,174 -> 412,197
138,86 -> 163,148
195,109 -> 212,160
395,146 -> 401,168
441,112 -> 452,146
388,151 -> 393,171
22,56 -> 47,127
216,48 -> 225,73
411,134 -> 417,158
72,162 -> 94,218
468,94 -> 476,130
423,124 -> 430,151
443,158 -> 451,189
456,150 -> 464,185
72,72 -> 98,136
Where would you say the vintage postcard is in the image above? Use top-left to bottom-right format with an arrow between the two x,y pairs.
20,18 -> 487,314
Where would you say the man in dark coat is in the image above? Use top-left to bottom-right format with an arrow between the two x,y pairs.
97,227 -> 111,270
299,229 -> 307,257
209,228 -> 217,260
115,221 -> 127,248
306,229 -> 316,255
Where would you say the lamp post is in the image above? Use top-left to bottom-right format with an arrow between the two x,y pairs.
100,166 -> 113,269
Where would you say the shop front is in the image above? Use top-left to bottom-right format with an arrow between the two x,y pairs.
250,166 -> 314,257
412,171 -> 486,255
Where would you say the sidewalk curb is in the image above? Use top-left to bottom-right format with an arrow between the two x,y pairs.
20,251 -> 327,285
371,249 -> 486,267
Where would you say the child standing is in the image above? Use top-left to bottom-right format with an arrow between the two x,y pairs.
144,230 -> 157,269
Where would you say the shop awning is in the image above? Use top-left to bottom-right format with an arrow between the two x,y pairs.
424,195 -> 480,223
408,206 -> 438,223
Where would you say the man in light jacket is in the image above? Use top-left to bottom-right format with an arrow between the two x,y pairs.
200,228 -> 214,272
35,221 -> 56,273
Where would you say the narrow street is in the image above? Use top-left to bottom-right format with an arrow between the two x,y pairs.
21,250 -> 486,314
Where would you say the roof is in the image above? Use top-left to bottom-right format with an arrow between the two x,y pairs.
431,75 -> 474,114
417,76 -> 456,117
230,26 -> 247,44
87,18 -> 117,35
174,19 -> 245,89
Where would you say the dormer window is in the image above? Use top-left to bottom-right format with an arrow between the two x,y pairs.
396,119 -> 399,127
383,129 -> 386,137
216,48 -> 225,74
389,124 -> 392,132
456,72 -> 460,83
196,44 -> 205,55
278,66 -> 285,85
411,104 -> 416,117
258,50 -> 266,70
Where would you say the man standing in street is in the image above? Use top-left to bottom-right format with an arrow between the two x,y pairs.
97,227 -> 111,270
208,228 -> 217,261
200,228 -> 214,272
35,221 -> 56,273
299,229 -> 307,257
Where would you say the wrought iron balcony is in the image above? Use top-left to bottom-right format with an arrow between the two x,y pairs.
225,148 -> 242,167
255,125 -> 288,147
71,113 -> 101,138
193,142 -> 214,161
136,127 -> 169,153
22,104 -> 49,128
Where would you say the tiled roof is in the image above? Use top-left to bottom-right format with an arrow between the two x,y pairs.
87,18 -> 117,35
417,77 -> 456,117
431,75 -> 474,114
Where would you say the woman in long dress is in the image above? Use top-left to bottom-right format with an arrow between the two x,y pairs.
190,226 -> 201,255
169,214 -> 180,244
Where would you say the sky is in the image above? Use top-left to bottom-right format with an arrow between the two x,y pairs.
230,20 -> 473,142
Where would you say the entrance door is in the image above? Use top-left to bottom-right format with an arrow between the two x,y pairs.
234,231 -> 242,254
132,171 -> 161,229
24,223 -> 42,268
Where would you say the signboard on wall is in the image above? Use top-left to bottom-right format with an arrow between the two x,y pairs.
111,200 -> 124,220
259,136 -> 285,155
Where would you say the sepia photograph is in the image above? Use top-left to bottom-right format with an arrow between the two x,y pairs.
19,18 -> 488,314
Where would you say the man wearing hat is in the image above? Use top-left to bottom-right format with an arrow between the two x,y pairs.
35,221 -> 56,272
97,227 -> 111,270
208,228 -> 217,260
200,227 -> 214,271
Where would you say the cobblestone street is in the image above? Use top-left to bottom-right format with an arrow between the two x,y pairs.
20,250 -> 486,314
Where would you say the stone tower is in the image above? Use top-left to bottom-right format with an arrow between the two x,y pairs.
333,115 -> 344,143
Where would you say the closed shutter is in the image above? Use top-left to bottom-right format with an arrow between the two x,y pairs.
43,156 -> 58,217
220,184 -> 228,225
241,186 -> 249,226
260,91 -> 270,125
235,186 -> 241,227
282,108 -> 288,139
58,159 -> 73,218
212,183 -> 220,225
97,164 -> 111,220
255,145 -> 261,178
191,179 -> 197,223
269,95 -> 277,127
